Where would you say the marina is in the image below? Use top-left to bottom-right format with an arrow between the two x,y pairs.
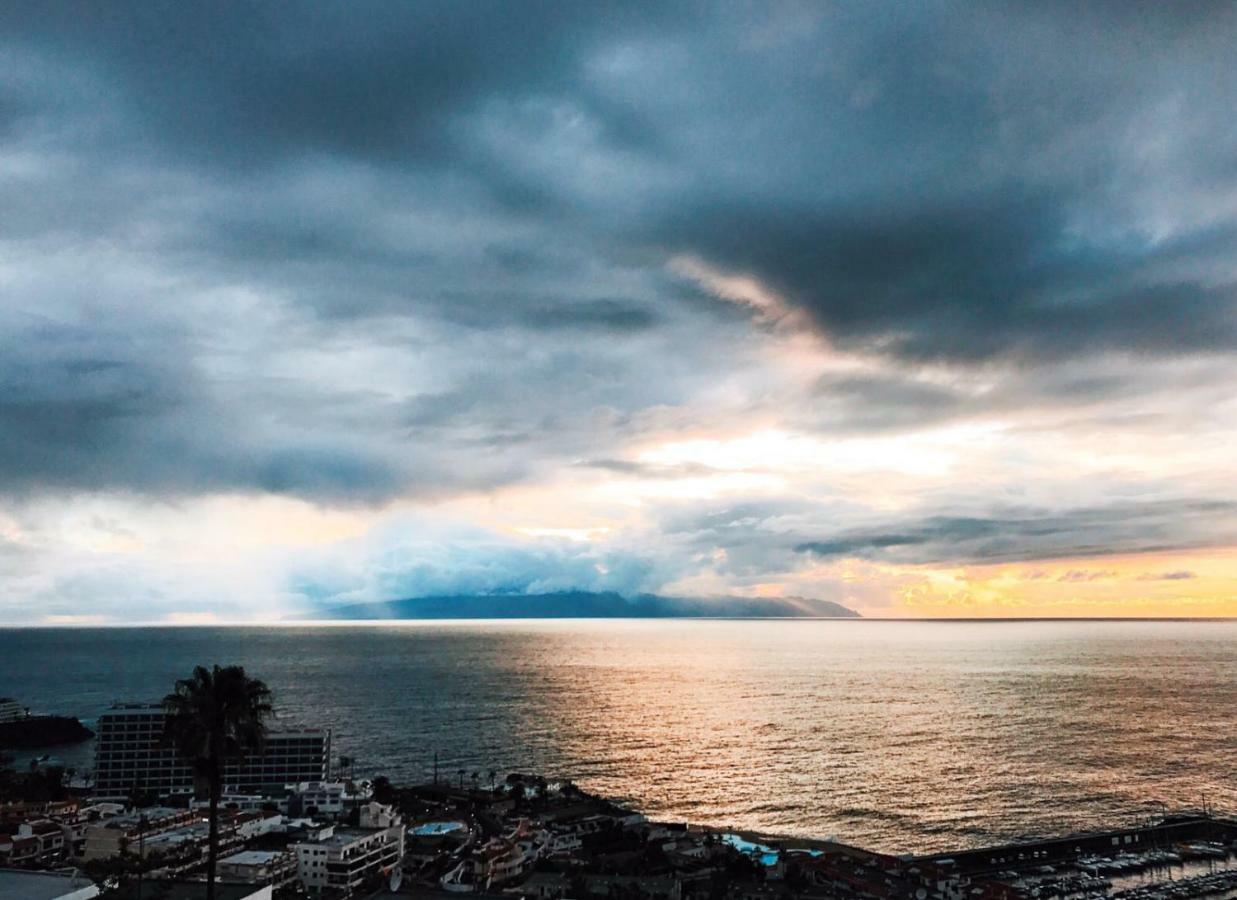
913,818 -> 1237,900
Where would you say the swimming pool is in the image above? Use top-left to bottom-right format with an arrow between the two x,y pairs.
722,834 -> 824,866
410,820 -> 467,836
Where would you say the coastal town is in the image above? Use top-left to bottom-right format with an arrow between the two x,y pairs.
2,692 -> 1235,900
6,1 -> 1237,896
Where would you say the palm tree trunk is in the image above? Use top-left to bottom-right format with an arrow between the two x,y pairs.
207,769 -> 220,900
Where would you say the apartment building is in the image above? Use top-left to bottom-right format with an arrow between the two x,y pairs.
93,703 -> 330,800
81,806 -> 200,861
293,818 -> 404,896
0,696 -> 24,723
217,849 -> 298,889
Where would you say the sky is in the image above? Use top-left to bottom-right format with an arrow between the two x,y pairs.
2,2 -> 1237,624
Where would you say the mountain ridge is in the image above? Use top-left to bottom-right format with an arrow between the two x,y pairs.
318,590 -> 861,620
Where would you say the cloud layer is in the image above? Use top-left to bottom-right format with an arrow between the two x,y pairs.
2,3 -> 1237,620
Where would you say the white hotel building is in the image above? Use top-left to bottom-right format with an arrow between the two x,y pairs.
93,703 -> 331,800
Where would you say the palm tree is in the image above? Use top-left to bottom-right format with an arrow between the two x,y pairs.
163,665 -> 272,900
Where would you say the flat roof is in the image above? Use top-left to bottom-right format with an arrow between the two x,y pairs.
100,704 -> 324,733
105,806 -> 191,826
298,827 -> 389,849
109,881 -> 263,900
0,869 -> 99,900
221,849 -> 285,865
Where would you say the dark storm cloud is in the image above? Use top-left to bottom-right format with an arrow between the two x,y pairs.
0,0 -> 701,501
440,297 -> 659,333
660,202 -> 1237,361
0,315 -> 194,491
0,314 -> 409,502
3,0 -> 1237,535
0,1 -> 678,169
6,1 -> 1237,353
636,2 -> 1237,362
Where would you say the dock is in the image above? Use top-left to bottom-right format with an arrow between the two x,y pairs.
915,815 -> 1237,876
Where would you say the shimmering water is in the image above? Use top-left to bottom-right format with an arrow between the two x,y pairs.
3,620 -> 1235,853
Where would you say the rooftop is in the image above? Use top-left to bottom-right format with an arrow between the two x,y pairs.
221,849 -> 287,865
100,704 -> 326,735
100,808 -> 197,832
299,827 -> 390,849
102,703 -> 166,713
109,881 -> 266,900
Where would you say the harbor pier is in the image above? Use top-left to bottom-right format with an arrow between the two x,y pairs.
916,815 -> 1237,876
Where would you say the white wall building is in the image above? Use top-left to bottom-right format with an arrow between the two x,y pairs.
294,822 -> 404,896
357,801 -> 398,829
287,781 -> 347,816
81,807 -> 199,862
0,697 -> 24,723
234,812 -> 283,841
218,849 -> 298,888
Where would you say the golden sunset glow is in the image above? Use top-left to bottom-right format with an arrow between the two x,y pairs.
889,550 -> 1237,618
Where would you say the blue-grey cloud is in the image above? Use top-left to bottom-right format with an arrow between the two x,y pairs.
289,523 -> 669,609
793,501 -> 1237,566
2,1 -> 1237,619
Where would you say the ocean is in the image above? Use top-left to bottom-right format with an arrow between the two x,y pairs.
2,619 -> 1235,854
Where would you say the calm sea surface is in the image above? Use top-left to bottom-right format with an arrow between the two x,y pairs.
2,620 -> 1235,853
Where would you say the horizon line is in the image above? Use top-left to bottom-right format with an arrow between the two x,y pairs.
4,615 -> 1237,629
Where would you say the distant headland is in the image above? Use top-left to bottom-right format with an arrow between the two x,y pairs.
314,590 -> 861,620
0,714 -> 95,749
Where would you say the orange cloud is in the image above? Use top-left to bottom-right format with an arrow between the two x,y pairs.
872,547 -> 1237,618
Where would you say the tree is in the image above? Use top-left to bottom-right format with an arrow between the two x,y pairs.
372,775 -> 396,806
162,665 -> 272,900
0,761 -> 68,803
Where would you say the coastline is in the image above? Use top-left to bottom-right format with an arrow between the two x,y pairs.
3,615 -> 1237,628
0,714 -> 94,750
